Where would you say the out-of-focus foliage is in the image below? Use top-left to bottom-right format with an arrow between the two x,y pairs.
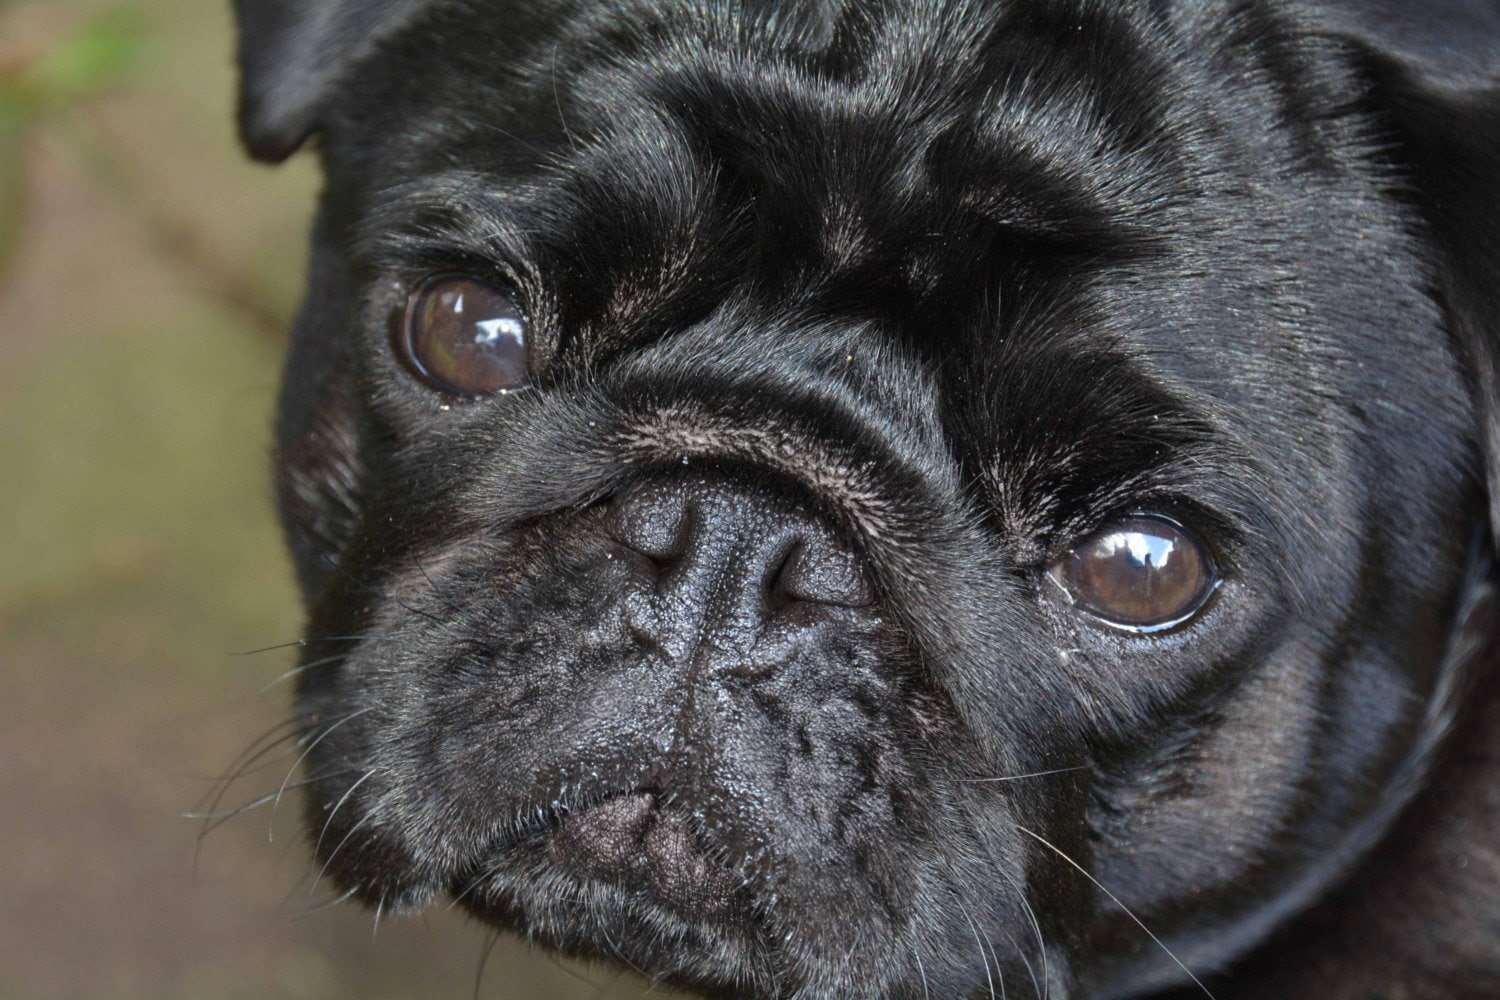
0,7 -> 143,275
4,7 -> 144,112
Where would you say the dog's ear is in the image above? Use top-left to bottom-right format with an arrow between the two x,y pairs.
232,0 -> 428,162
1320,1 -> 1500,547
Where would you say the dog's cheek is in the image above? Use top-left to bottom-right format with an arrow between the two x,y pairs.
287,665 -> 452,913
300,764 -> 446,912
289,524 -> 614,863
292,632 -> 515,908
273,209 -> 381,599
276,378 -> 365,597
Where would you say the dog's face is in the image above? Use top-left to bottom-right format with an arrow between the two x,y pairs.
236,1 -> 1500,996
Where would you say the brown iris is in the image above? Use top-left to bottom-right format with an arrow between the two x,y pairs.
1049,516 -> 1216,632
399,276 -> 529,396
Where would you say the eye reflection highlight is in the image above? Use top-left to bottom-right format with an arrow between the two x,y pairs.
1097,529 -> 1178,572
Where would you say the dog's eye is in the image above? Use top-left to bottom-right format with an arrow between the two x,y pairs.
398,276 -> 529,396
1048,516 -> 1216,632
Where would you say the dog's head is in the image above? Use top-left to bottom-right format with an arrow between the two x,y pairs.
236,1 -> 1500,995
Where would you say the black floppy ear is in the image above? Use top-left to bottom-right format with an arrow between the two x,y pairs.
1320,0 -> 1500,548
232,0 -> 428,162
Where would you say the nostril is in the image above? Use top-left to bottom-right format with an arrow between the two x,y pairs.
608,482 -> 694,565
767,536 -> 874,609
607,475 -> 875,614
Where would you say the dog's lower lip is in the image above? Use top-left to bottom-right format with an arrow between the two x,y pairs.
462,790 -> 752,924
549,792 -> 746,919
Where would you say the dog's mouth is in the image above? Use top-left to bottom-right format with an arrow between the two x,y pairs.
452,789 -> 757,931
548,792 -> 746,921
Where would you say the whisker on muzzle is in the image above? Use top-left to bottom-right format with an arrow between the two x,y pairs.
1015,825 -> 1217,1000
269,706 -> 375,843
962,765 -> 1089,784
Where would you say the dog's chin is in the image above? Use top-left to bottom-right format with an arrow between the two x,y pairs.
326,770 -> 932,995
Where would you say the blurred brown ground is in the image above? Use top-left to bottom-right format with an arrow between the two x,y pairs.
0,2 -> 660,997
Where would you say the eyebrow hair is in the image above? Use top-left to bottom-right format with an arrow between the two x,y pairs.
353,170 -> 548,271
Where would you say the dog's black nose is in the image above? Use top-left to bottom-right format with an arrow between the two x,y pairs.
607,475 -> 873,611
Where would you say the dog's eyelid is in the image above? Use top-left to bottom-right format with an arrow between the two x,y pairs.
1077,491 -> 1239,556
383,250 -> 531,297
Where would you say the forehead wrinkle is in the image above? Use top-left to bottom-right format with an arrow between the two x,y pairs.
622,5 -> 993,274
362,0 -> 1190,302
351,103 -> 723,291
518,103 -> 728,335
955,17 -> 1187,237
641,0 -> 1187,276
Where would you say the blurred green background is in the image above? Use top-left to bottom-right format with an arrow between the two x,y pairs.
0,2 -> 659,997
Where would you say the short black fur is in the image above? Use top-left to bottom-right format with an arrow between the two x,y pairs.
234,1 -> 1500,996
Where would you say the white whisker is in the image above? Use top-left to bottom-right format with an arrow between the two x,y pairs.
1016,825 -> 1216,1000
964,766 -> 1088,784
269,706 -> 374,842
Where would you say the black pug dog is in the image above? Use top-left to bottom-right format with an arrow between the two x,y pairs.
232,0 -> 1500,996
